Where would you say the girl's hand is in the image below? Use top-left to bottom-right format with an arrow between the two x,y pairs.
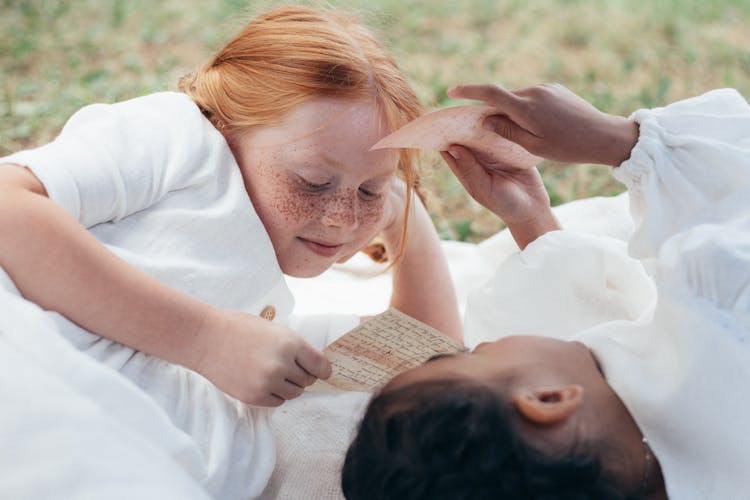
447,83 -> 639,167
0,164 -> 329,408
192,309 -> 332,407
440,147 -> 560,249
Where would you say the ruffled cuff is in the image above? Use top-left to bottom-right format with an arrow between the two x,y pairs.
611,88 -> 750,261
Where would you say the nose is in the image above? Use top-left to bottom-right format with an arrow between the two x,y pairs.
322,193 -> 359,230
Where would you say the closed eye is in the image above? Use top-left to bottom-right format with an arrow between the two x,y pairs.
358,186 -> 381,200
358,179 -> 388,201
297,174 -> 331,192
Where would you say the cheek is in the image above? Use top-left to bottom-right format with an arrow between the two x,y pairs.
349,198 -> 387,250
359,198 -> 386,228
258,172 -> 320,225
270,190 -> 321,224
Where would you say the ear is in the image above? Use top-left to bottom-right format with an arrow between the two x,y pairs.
512,384 -> 584,425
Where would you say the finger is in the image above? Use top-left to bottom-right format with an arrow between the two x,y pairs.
440,150 -> 458,170
272,380 -> 305,401
295,341 -> 333,380
287,361 -> 318,387
447,84 -> 522,112
482,115 -> 539,150
441,149 -> 467,193
441,145 -> 489,197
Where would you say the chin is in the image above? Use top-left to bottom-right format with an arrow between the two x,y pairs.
280,260 -> 331,279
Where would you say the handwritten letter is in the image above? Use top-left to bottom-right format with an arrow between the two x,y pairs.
309,308 -> 467,392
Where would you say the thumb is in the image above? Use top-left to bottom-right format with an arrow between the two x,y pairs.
295,341 -> 332,380
483,115 -> 538,151
440,146 -> 489,197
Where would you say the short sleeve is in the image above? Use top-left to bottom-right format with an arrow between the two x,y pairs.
1,92 -> 217,228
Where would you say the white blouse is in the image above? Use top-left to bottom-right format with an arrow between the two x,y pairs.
1,92 -> 291,499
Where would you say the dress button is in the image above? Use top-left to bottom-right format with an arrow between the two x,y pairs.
260,305 -> 276,321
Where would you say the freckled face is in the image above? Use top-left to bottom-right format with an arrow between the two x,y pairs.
230,98 -> 399,278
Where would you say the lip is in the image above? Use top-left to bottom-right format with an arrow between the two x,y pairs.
298,237 -> 344,258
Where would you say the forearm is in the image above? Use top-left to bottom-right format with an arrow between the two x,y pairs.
384,197 -> 463,342
0,188 -> 212,370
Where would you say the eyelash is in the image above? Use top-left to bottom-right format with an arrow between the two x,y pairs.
296,175 -> 383,200
358,186 -> 381,200
298,176 -> 331,192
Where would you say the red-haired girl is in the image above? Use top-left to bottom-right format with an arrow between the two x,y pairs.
0,6 -> 461,497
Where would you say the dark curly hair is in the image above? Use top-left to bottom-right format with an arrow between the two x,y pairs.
342,379 -> 643,500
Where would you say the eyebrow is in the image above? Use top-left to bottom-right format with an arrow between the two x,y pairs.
313,152 -> 395,179
315,152 -> 345,169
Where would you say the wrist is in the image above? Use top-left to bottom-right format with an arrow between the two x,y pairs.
506,208 -> 561,250
597,115 -> 639,167
185,303 -> 223,373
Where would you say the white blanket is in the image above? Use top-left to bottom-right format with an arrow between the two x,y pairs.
0,194 -> 632,500
0,272 -> 210,500
266,193 -> 636,500
270,89 -> 750,500
6,88 -> 749,500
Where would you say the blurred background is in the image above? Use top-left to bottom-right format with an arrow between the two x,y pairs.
2,0 -> 749,241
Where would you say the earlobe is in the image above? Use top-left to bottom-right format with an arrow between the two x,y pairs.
513,384 -> 584,425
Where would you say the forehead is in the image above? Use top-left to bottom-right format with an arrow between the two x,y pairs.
249,98 -> 398,175
384,352 -> 474,392
383,335 -> 571,393
289,98 -> 386,138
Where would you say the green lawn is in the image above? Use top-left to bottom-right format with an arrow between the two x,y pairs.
2,0 -> 749,240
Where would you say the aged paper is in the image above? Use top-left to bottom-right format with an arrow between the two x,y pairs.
370,105 -> 541,170
309,308 -> 467,392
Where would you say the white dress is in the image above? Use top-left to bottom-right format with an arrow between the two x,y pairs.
0,92 -> 305,499
0,273 -> 211,500
464,88 -> 750,500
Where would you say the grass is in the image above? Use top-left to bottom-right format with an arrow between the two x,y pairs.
2,0 -> 750,241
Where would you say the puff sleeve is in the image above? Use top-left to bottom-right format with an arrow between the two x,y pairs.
1,92 -> 217,229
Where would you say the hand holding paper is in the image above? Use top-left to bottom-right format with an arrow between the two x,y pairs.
372,101 -> 558,249
371,105 -> 541,170
445,84 -> 640,166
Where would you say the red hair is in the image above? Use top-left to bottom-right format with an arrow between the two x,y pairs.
179,5 -> 423,262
